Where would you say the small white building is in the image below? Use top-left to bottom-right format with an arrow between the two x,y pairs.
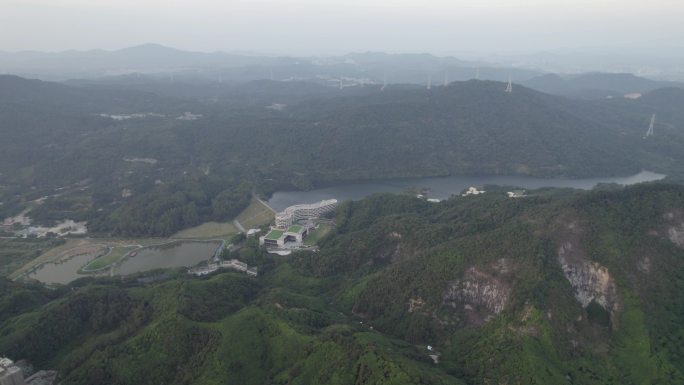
506,190 -> 526,198
462,186 -> 485,197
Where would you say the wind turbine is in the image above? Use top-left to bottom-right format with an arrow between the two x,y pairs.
644,114 -> 656,138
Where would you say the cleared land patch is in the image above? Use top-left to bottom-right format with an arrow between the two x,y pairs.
236,199 -> 276,230
172,222 -> 238,240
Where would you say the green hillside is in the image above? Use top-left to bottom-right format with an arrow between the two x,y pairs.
3,183 -> 684,384
2,75 -> 684,237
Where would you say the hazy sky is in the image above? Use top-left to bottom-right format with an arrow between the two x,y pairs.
1,0 -> 682,55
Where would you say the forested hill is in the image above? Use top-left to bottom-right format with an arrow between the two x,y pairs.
0,75 -> 193,113
2,75 -> 683,236
3,184 -> 684,384
522,72 -> 684,99
281,80 -> 649,178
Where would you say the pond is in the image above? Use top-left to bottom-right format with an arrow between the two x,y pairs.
28,251 -> 104,284
114,240 -> 222,276
29,240 -> 222,284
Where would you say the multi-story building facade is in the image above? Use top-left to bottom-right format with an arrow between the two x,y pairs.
274,199 -> 337,229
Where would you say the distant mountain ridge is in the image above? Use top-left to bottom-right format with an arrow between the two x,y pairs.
0,44 -> 539,84
522,72 -> 684,99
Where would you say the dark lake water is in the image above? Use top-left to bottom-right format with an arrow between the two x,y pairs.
29,252 -> 99,285
115,240 -> 221,276
267,171 -> 666,211
29,240 -> 221,284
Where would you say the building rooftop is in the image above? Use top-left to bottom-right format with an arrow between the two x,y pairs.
0,358 -> 13,368
287,225 -> 303,233
265,230 -> 284,240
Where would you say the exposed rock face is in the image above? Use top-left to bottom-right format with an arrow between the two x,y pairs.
637,256 -> 652,273
407,297 -> 426,313
668,227 -> 684,247
663,210 -> 684,248
443,260 -> 513,326
557,240 -> 620,325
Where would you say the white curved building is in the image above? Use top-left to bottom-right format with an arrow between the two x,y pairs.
275,199 -> 337,229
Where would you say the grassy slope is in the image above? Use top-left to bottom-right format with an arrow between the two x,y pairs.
236,199 -> 276,230
171,222 -> 238,240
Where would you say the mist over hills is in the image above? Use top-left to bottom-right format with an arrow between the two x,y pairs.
3,0 -> 684,380
3,41 -> 684,385
4,44 -> 681,103
2,74 -> 682,183
0,43 -> 539,84
2,74 -> 679,190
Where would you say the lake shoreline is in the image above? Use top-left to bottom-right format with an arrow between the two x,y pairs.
267,170 -> 666,212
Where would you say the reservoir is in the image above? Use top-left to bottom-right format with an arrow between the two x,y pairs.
29,240 -> 221,284
267,171 -> 666,211
29,252 -> 102,285
114,240 -> 221,276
